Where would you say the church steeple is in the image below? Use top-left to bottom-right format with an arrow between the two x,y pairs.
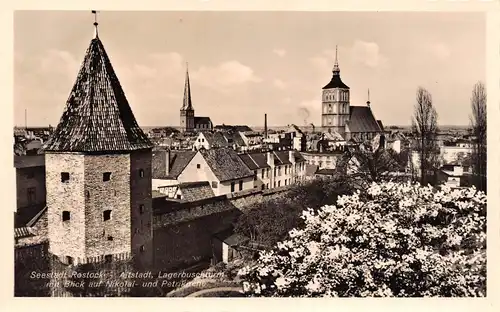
333,45 -> 340,75
182,63 -> 193,111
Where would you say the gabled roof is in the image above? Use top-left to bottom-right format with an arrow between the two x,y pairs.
347,106 -> 382,133
178,181 -> 215,202
42,36 -> 153,153
200,148 -> 254,182
166,150 -> 197,179
242,153 -> 270,169
376,120 -> 384,131
201,132 -> 230,148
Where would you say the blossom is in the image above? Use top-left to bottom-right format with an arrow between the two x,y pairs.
240,182 -> 486,297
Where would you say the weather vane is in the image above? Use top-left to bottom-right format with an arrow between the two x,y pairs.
92,10 -> 99,38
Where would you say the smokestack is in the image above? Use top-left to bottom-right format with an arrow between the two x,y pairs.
25,108 -> 27,130
264,113 -> 268,139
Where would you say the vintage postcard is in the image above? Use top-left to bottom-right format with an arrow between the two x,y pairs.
7,2 -> 497,306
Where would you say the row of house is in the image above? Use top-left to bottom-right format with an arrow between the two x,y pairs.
151,147 -> 307,199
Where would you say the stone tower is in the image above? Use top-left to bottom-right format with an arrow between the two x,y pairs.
41,22 -> 154,268
180,65 -> 195,132
321,46 -> 350,138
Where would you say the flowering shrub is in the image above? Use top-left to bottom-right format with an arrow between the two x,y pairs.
238,182 -> 486,297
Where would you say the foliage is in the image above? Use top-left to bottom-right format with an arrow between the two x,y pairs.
233,178 -> 353,248
469,81 -> 487,192
412,87 -> 440,185
238,182 -> 486,297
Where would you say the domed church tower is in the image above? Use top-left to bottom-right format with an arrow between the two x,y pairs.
321,46 -> 350,138
41,17 -> 154,267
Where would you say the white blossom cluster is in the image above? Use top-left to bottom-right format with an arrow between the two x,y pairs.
238,182 -> 486,297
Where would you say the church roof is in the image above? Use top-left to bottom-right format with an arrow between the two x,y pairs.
195,116 -> 212,125
42,35 -> 153,153
181,66 -> 193,110
347,106 -> 382,133
322,74 -> 350,89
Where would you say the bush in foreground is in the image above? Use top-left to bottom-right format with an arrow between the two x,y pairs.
238,182 -> 486,297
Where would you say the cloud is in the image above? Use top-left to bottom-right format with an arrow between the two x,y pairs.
191,61 -> 261,91
273,48 -> 287,57
428,43 -> 451,60
350,41 -> 387,68
273,78 -> 287,89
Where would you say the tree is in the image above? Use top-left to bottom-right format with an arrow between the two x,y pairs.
338,142 -> 408,185
411,87 -> 440,185
470,82 -> 487,191
238,182 -> 486,297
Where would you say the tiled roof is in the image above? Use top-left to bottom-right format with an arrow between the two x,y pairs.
14,155 -> 45,169
214,125 -> 253,132
14,227 -> 36,239
323,73 -> 350,89
178,181 -> 215,202
377,120 -> 384,131
200,148 -> 254,182
273,151 -> 292,165
166,150 -> 197,179
194,117 -> 212,125
243,153 -> 270,169
42,37 -> 153,153
347,106 -> 382,133
202,132 -> 229,148
239,154 -> 260,170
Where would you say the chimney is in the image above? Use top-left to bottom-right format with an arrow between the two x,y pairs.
264,113 -> 268,139
288,150 -> 295,164
266,151 -> 274,167
165,149 -> 171,176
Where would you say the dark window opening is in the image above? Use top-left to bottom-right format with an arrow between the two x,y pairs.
253,171 -> 257,181
103,172 -> 112,182
61,172 -> 70,182
140,245 -> 145,252
230,182 -> 235,193
27,187 -> 36,205
62,211 -> 70,221
85,190 -> 90,199
107,236 -> 113,241
211,181 -> 218,188
139,204 -> 145,214
66,256 -> 73,265
176,194 -> 182,199
139,169 -> 144,178
103,210 -> 112,221
278,181 -> 281,187
196,164 -> 201,169
261,184 -> 265,190
239,180 -> 243,191
104,255 -> 113,263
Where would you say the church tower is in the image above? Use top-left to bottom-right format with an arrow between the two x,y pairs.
42,18 -> 154,267
180,65 -> 195,132
321,46 -> 350,138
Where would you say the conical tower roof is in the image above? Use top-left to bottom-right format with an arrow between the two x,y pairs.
42,34 -> 153,153
323,45 -> 349,90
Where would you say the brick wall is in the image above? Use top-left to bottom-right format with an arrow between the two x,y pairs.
130,149 -> 154,268
46,153 -> 86,260
83,153 -> 132,260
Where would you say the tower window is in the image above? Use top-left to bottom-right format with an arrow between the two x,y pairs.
85,190 -> 90,199
107,236 -> 113,241
139,169 -> 144,178
62,211 -> 70,221
139,204 -> 145,214
103,210 -> 112,221
103,172 -> 111,182
61,172 -> 70,182
104,255 -> 113,263
66,256 -> 73,265
140,245 -> 145,252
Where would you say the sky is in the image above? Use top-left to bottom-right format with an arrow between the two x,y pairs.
14,11 -> 485,128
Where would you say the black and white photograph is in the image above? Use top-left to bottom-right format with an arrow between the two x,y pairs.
11,8 -> 490,299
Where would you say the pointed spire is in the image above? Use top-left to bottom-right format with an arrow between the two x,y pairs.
367,88 -> 371,107
92,10 -> 99,39
182,62 -> 193,111
333,45 -> 340,75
